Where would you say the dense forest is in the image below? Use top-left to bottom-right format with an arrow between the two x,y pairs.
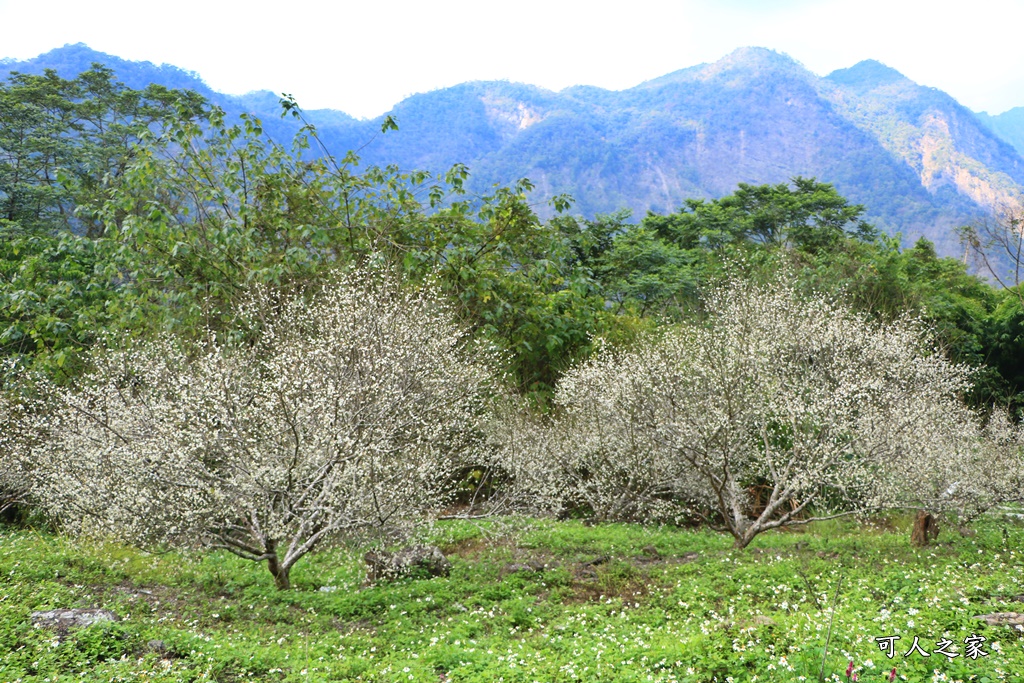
7,45 -> 1024,257
1,66 -> 1022,405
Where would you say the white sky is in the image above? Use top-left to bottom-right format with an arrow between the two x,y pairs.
2,0 -> 1022,119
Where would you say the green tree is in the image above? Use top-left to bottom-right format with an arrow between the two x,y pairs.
644,177 -> 875,252
0,66 -> 205,378
0,65 -> 204,236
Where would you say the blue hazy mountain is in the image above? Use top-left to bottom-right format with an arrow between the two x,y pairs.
977,107 -> 1024,157
5,44 -> 1022,255
0,43 -> 357,144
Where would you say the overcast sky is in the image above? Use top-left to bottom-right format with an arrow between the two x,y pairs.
2,0 -> 1022,119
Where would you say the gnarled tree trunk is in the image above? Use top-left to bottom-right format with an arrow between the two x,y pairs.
264,540 -> 291,590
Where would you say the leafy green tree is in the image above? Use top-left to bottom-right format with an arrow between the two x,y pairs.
0,65 -> 204,236
0,67 -> 205,378
392,181 -> 618,395
984,289 -> 1024,409
542,179 -> 876,322
555,210 -> 694,317
91,96 -> 616,397
643,177 -> 875,252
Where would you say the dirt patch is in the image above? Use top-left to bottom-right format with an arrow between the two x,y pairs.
441,536 -> 516,560
563,572 -> 654,605
108,582 -> 189,613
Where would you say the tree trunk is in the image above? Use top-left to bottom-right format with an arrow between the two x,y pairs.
265,541 -> 291,590
732,524 -> 757,549
910,510 -> 939,547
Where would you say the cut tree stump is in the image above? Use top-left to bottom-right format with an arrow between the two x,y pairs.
910,511 -> 940,547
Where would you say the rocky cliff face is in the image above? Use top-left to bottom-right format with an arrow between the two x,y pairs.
824,60 -> 1024,216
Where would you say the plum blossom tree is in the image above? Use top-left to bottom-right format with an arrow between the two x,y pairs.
20,272 -> 492,588
0,390 -> 30,518
969,409 -> 1024,509
536,277 -> 1016,547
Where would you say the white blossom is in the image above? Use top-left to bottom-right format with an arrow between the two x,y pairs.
517,277 -> 1022,546
18,271 -> 493,588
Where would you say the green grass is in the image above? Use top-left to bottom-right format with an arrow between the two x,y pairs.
1,516 -> 1022,682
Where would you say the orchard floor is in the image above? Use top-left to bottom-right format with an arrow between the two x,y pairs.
1,515 -> 1022,682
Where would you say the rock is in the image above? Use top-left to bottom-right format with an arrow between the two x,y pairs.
31,608 -> 119,631
580,555 -> 610,568
364,545 -> 452,582
506,560 -> 548,574
740,615 -> 776,628
973,612 -> 1024,627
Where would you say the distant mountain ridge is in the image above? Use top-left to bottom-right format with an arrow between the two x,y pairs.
822,60 -> 1024,221
4,44 -> 1023,256
977,107 -> 1024,157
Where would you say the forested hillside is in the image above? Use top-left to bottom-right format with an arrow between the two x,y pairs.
979,106 -> 1024,156
1,62 -> 1023,404
4,44 -> 1023,255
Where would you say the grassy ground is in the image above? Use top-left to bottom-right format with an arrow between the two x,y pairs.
0,515 -> 1022,682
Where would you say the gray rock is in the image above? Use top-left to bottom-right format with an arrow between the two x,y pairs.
580,555 -> 609,568
31,608 -> 119,631
973,612 -> 1024,626
506,560 -> 549,574
364,545 -> 452,582
737,615 -> 776,629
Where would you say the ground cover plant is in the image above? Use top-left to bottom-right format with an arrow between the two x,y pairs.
1,515 -> 1022,682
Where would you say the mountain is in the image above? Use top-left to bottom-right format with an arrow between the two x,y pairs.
4,44 -> 1023,256
977,107 -> 1024,157
0,43 -> 357,144
0,43 -> 216,95
822,60 -> 1024,237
